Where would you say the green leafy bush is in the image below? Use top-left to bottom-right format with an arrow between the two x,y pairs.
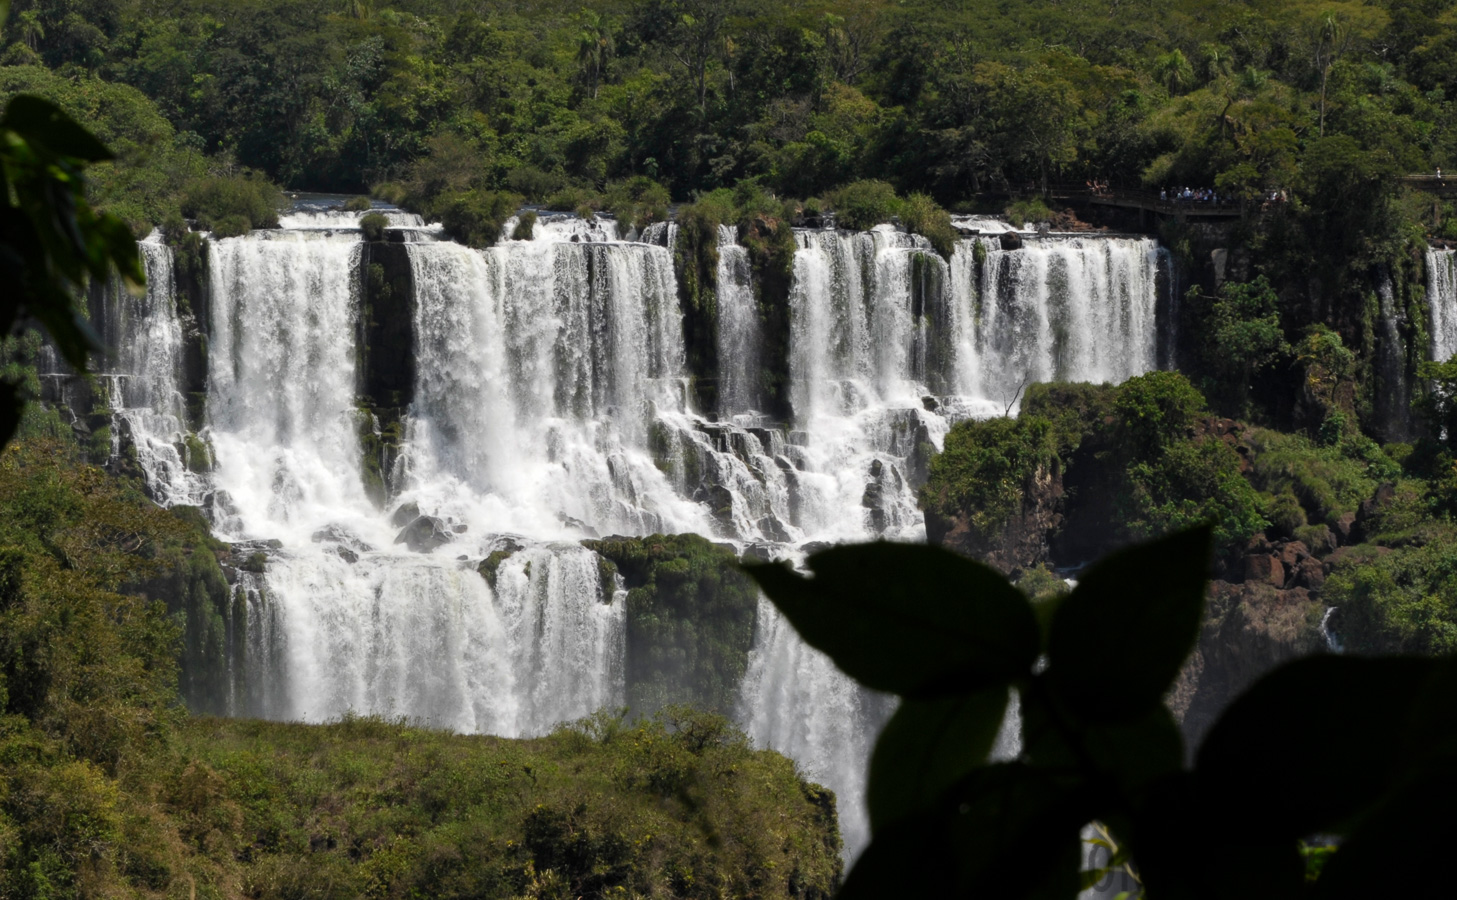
920,416 -> 1057,533
828,180 -> 900,230
1003,198 -> 1052,228
343,195 -> 372,212
898,192 -> 958,260
359,212 -> 389,242
510,209 -> 537,240
603,175 -> 671,235
436,190 -> 522,248
181,174 -> 283,235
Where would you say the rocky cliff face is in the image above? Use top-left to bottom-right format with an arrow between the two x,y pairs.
924,462 -> 1062,577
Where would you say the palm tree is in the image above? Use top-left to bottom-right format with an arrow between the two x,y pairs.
576,11 -> 613,100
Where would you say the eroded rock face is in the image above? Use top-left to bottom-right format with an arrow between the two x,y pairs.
1169,580 -> 1327,749
394,515 -> 453,553
924,463 -> 1062,577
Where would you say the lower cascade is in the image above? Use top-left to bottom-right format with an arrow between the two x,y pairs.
59,207 -> 1175,858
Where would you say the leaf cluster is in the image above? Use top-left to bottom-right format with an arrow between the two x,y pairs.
749,527 -> 1454,897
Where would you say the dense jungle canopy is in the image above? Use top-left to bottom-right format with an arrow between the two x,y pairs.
1,0 -> 1454,222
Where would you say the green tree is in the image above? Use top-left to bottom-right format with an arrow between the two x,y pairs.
1,75 -> 143,447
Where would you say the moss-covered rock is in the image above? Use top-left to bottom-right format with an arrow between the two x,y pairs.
583,534 -> 758,716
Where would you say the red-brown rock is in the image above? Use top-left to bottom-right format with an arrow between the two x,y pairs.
1244,554 -> 1285,587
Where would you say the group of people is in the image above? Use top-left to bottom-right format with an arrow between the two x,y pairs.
1161,186 -> 1228,204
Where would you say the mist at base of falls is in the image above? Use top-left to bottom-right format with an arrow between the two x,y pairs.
62,208 -> 1171,860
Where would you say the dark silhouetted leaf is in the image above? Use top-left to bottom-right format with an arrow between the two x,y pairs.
1195,655 -> 1435,839
1046,526 -> 1211,722
1,95 -> 114,162
746,542 -> 1039,697
867,687 -> 1009,832
1311,766 -> 1457,900
1134,771 -> 1305,900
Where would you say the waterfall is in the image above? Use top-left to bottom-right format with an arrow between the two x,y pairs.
89,206 -> 1169,861
738,597 -> 895,858
1429,247 -> 1457,362
716,224 -> 761,414
961,235 -> 1163,407
102,237 -> 211,505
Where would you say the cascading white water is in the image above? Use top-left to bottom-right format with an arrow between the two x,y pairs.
716,224 -> 761,413
97,236 -> 212,505
400,232 -> 708,538
1428,248 -> 1457,362
960,235 -> 1163,406
99,205 -> 1167,861
204,227 -> 627,735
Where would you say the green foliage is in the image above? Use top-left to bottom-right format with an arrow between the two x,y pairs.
181,173 -> 283,235
584,535 -> 758,715
1,91 -> 143,449
1325,539 -> 1457,654
1112,371 -> 1207,457
510,209 -> 537,241
920,416 -> 1057,534
1185,276 -> 1291,417
602,175 -> 671,235
436,190 -> 523,249
359,211 -> 389,242
749,528 -> 1456,898
898,192 -> 957,260
1003,198 -> 1052,228
828,180 -> 899,230
343,195 -> 372,212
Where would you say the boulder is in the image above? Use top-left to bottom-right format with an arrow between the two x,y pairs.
394,515 -> 453,553
1243,554 -> 1285,587
999,231 -> 1023,251
1278,540 -> 1309,568
390,501 -> 421,528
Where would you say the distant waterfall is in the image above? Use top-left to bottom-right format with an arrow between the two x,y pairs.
1429,248 -> 1457,362
955,235 -> 1163,406
90,207 -> 1170,861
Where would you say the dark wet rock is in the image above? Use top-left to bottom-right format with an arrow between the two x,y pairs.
311,524 -> 374,553
799,541 -> 834,556
390,501 -> 421,528
394,515 -> 453,553
332,546 -> 359,564
451,522 -> 468,534
999,231 -> 1023,251
741,543 -> 778,563
756,516 -> 793,543
561,515 -> 599,538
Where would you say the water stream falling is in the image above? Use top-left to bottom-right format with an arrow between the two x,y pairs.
1428,247 -> 1457,362
66,209 -> 1168,859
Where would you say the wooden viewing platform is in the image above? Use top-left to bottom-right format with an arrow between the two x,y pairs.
1046,184 -> 1243,219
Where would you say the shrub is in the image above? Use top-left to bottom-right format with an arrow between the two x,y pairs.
1004,197 -> 1053,228
180,173 -> 283,234
602,176 -> 671,235
436,190 -> 522,248
343,196 -> 372,212
370,182 -> 408,206
505,166 -> 565,202
1111,371 -> 1208,458
545,184 -> 602,213
359,212 -> 389,242
511,210 -> 537,241
899,192 -> 959,260
920,416 -> 1058,533
828,179 -> 900,230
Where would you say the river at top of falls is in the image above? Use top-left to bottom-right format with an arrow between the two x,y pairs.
86,207 -> 1168,860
